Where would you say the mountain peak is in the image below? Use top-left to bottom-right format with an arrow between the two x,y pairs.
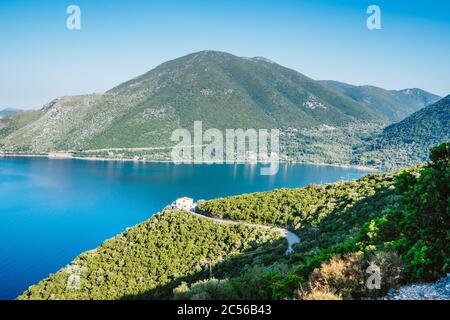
2,51 -> 386,153
191,50 -> 233,56
397,88 -> 439,97
182,50 -> 238,61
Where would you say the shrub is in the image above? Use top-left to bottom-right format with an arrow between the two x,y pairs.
358,143 -> 450,281
307,251 -> 402,299
173,278 -> 235,300
295,287 -> 342,300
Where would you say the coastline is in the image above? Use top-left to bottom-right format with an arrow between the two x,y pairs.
0,152 -> 378,172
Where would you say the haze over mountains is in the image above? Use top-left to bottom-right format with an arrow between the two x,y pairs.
0,50 -> 447,169
0,108 -> 22,119
320,81 -> 441,123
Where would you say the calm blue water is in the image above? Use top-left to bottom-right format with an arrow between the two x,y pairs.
0,157 -> 371,299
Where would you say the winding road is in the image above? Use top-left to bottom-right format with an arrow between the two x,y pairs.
190,211 -> 300,255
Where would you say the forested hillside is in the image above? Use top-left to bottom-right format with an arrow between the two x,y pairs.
355,96 -> 450,170
18,211 -> 284,300
0,110 -> 42,142
19,144 -> 449,300
320,80 -> 440,123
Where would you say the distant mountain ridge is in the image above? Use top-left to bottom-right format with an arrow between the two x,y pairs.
355,95 -> 450,169
320,80 -> 440,123
0,51 -> 383,153
0,50 -> 447,170
0,108 -> 23,118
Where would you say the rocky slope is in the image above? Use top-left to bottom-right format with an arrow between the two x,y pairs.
383,274 -> 450,300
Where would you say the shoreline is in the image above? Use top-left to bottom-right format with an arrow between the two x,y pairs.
0,152 -> 378,172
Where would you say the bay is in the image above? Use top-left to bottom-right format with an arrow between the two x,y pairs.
0,157 -> 371,299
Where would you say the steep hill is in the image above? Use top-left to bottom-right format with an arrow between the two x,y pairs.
0,51 -> 383,154
18,143 -> 450,300
19,170 -> 400,300
18,210 -> 283,300
0,110 -> 43,143
355,95 -> 450,169
320,80 -> 440,123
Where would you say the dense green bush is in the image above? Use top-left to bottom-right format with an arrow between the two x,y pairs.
197,172 -> 395,234
173,278 -> 236,300
196,143 -> 448,298
18,210 -> 282,300
358,143 -> 449,281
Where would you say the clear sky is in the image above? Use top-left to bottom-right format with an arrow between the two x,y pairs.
1,0 -> 449,109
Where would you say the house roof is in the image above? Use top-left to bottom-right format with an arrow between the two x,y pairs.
177,197 -> 193,201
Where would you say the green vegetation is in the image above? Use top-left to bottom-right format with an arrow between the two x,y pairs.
355,96 -> 450,170
320,80 -> 440,123
295,251 -> 403,300
3,50 -> 448,299
18,144 -> 449,300
279,123 -> 383,166
0,109 -> 42,141
18,211 -> 284,300
15,147 -> 449,299
1,51 -> 448,171
1,51 -> 383,158
192,143 -> 449,299
197,171 -> 396,231
0,108 -> 23,118
357,143 -> 449,281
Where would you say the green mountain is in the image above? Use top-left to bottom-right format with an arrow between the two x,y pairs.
0,51 -> 383,154
2,51 -> 445,170
18,143 -> 450,300
0,108 -> 23,118
320,80 -> 441,123
355,95 -> 450,169
0,109 -> 42,142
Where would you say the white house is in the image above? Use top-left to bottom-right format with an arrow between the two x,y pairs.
173,197 -> 195,211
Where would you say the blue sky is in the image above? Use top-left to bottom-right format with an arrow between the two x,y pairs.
1,0 -> 449,109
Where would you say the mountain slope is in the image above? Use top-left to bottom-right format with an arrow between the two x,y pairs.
16,143 -> 450,300
0,51 -> 383,153
0,108 -> 23,118
0,109 -> 42,143
18,170 -> 400,300
320,80 -> 441,123
354,95 -> 450,169
18,210 -> 283,300
14,144 -> 450,300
